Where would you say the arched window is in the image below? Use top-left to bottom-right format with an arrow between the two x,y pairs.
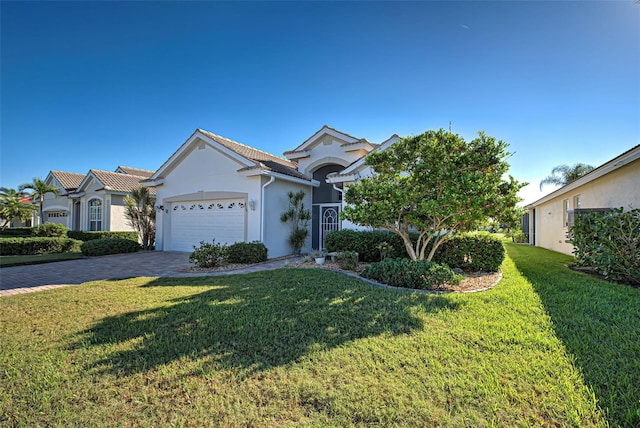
88,199 -> 102,231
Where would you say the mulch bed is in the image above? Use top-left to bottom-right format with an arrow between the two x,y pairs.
567,264 -> 639,288
292,259 -> 501,293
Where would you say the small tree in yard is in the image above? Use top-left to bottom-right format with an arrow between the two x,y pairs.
124,187 -> 156,250
0,187 -> 37,230
280,190 -> 311,254
342,129 -> 525,261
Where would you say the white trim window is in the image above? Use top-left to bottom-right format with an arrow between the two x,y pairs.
88,199 -> 102,231
563,199 -> 569,228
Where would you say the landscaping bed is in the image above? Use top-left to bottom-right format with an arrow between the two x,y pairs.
292,258 -> 502,293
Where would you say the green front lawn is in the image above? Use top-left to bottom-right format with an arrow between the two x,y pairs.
1,244 -> 638,426
0,252 -> 84,267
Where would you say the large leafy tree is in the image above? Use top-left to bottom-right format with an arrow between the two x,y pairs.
0,187 -> 38,230
342,129 -> 525,261
539,163 -> 594,190
124,187 -> 156,250
20,178 -> 60,224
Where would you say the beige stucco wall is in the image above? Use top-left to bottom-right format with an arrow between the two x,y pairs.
263,177 -> 313,257
295,135 -> 366,175
531,159 -> 639,255
109,195 -> 135,232
42,190 -> 72,227
154,140 -> 264,251
76,178 -> 136,232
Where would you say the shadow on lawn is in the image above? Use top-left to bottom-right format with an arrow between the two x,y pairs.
70,270 -> 458,376
506,244 -> 640,428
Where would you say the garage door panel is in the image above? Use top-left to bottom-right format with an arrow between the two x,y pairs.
169,199 -> 245,252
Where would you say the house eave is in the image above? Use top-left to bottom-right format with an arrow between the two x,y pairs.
283,150 -> 310,160
326,174 -> 356,184
525,145 -> 640,209
263,171 -> 320,187
141,178 -> 164,187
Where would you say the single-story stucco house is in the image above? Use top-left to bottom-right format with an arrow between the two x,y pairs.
143,126 -> 400,257
42,166 -> 154,231
525,144 -> 640,255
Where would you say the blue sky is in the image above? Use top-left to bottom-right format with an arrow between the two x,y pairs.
2,1 -> 639,205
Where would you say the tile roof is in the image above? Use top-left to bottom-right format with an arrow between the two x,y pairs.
89,170 -> 156,194
198,129 -> 310,181
50,171 -> 85,191
116,166 -> 155,178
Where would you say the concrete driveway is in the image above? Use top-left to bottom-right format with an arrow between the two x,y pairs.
0,251 -> 300,296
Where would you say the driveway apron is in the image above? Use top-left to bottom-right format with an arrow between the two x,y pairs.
0,252 -> 301,296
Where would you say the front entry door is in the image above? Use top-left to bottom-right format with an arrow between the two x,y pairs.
320,204 -> 341,249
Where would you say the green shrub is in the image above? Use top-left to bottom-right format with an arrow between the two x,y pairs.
189,240 -> 228,268
570,207 -> 639,285
68,231 -> 139,242
227,241 -> 268,264
80,238 -> 141,257
0,237 -> 82,255
32,223 -> 68,237
326,230 -> 504,271
324,230 -> 408,262
336,251 -> 358,271
507,229 -> 528,243
361,258 -> 462,290
433,234 -> 505,272
0,227 -> 33,237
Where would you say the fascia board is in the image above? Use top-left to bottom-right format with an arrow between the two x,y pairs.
525,146 -> 640,209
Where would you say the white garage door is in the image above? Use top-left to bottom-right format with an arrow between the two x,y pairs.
169,199 -> 246,252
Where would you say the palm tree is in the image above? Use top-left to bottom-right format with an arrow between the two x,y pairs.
539,163 -> 595,190
20,178 -> 60,225
124,187 -> 156,250
0,187 -> 38,230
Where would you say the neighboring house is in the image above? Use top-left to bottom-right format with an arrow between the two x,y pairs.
144,126 -> 397,257
42,167 -> 154,231
42,170 -> 86,228
8,196 -> 38,228
114,165 -> 155,178
525,144 -> 640,255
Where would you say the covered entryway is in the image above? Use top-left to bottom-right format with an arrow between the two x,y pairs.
168,198 -> 246,252
311,164 -> 344,250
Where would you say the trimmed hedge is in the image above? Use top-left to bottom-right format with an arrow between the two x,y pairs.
0,237 -> 82,255
433,234 -> 505,272
68,231 -> 139,242
32,223 -> 68,237
227,241 -> 268,264
80,238 -> 141,257
361,258 -> 462,290
325,230 -> 504,271
324,230 -> 408,262
0,228 -> 33,238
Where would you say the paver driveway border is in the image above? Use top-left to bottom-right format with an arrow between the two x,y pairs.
0,251 -> 302,297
